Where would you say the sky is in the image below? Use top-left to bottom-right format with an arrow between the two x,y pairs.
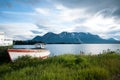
0,0 -> 120,40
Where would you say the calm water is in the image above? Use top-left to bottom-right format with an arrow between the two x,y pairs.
14,44 -> 120,56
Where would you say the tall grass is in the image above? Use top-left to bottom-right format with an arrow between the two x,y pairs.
0,52 -> 120,80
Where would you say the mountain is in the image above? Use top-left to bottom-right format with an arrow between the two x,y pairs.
32,32 -> 120,44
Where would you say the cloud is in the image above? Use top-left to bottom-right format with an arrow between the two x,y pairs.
56,5 -> 88,22
35,8 -> 50,15
33,4 -> 120,40
113,8 -> 120,18
52,0 -> 120,18
0,23 -> 40,40
0,0 -> 120,40
52,0 -> 115,9
72,8 -> 120,40
31,30 -> 42,34
106,26 -> 120,40
36,24 -> 48,29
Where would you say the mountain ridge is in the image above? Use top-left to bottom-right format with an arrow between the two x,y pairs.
32,32 -> 120,44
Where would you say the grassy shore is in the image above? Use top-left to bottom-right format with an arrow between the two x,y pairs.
0,51 -> 120,80
0,46 -> 13,64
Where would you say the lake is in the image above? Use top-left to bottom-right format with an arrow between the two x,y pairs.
13,44 -> 120,56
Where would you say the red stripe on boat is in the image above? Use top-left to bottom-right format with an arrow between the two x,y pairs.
8,49 -> 38,52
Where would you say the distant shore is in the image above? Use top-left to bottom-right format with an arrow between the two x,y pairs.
14,40 -> 120,45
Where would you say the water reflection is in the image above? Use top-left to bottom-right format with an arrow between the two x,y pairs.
46,44 -> 120,55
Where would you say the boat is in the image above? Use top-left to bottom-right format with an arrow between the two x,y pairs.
7,43 -> 50,61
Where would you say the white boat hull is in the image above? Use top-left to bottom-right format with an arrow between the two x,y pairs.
8,49 -> 50,61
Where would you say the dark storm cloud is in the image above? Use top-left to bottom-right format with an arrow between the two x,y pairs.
31,30 -> 42,34
36,24 -> 49,30
113,8 -> 120,18
52,0 -> 120,17
52,0 -> 117,9
36,24 -> 47,29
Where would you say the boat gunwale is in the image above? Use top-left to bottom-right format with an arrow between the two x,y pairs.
8,48 -> 48,52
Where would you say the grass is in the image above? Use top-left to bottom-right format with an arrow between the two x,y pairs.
0,51 -> 120,80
